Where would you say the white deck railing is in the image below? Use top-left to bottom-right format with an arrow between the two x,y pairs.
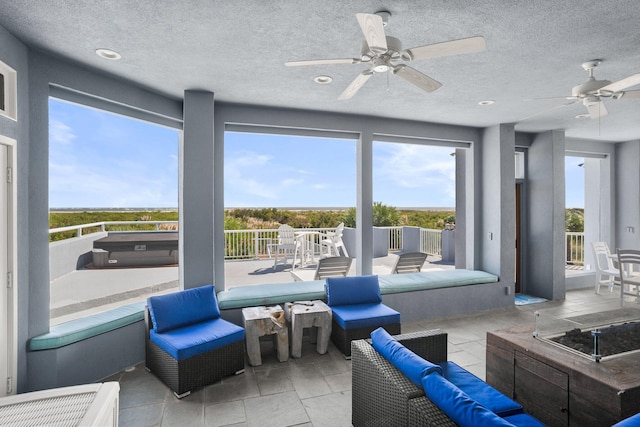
49,221 -> 585,264
566,231 -> 585,266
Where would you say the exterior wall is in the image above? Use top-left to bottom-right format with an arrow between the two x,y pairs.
49,232 -> 107,281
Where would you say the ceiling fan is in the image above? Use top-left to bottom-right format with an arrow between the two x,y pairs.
285,11 -> 486,100
528,59 -> 640,120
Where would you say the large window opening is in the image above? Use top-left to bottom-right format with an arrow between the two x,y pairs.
223,131 -> 356,287
372,141 -> 456,272
565,155 -> 585,273
48,97 -> 180,324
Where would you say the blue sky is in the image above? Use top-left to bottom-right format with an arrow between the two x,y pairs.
49,99 -> 584,209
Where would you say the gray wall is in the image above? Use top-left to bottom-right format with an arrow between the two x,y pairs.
616,140 -> 640,250
49,232 -> 107,280
0,22 -> 30,394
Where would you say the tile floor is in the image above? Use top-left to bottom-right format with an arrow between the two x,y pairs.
109,287 -> 624,427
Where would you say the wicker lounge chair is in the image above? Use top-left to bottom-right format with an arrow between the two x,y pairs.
145,285 -> 245,398
326,275 -> 400,358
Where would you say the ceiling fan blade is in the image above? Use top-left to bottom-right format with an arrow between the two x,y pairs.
519,100 -> 578,121
599,73 -> 640,93
585,101 -> 608,119
527,96 -> 578,101
617,89 -> 640,99
356,13 -> 387,54
338,71 -> 373,100
285,58 -> 361,67
404,36 -> 486,61
393,65 -> 442,93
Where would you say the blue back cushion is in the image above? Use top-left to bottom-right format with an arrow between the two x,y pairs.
439,361 -> 523,417
148,285 -> 221,333
371,327 -> 442,387
613,413 -> 640,427
422,373 -> 515,427
325,275 -> 381,306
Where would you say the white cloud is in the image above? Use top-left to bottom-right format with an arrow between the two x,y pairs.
49,119 -> 76,145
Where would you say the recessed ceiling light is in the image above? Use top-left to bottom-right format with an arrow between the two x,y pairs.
478,100 -> 495,106
314,75 -> 333,84
575,113 -> 590,119
95,48 -> 121,60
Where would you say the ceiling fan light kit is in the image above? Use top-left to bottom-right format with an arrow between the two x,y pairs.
285,11 -> 486,100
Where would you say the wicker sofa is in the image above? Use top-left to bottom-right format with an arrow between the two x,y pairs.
352,329 -> 544,426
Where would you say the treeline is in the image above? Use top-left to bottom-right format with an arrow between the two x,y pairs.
49,205 -> 583,241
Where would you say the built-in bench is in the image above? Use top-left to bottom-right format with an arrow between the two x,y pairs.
30,301 -> 147,351
218,269 -> 504,324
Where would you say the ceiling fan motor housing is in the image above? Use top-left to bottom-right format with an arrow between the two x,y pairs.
571,78 -> 612,98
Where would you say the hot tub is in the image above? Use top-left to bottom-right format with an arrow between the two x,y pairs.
92,232 -> 178,268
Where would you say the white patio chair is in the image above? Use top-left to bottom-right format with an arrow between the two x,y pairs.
616,248 -> 640,306
290,256 -> 352,282
391,252 -> 428,274
320,223 -> 349,257
273,224 -> 299,268
592,241 -> 620,294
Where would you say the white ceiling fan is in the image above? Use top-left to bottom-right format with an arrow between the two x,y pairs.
285,11 -> 486,100
527,59 -> 640,120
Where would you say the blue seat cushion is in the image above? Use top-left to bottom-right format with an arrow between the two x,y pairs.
148,284 -> 221,333
371,327 -> 442,387
439,361 -> 523,417
326,275 -> 381,306
422,373 -> 515,427
331,303 -> 400,330
503,413 -> 547,426
149,317 -> 244,360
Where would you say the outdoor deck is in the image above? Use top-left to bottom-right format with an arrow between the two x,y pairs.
50,254 -> 452,324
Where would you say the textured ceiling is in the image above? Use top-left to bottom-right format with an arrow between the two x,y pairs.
2,1 -> 640,142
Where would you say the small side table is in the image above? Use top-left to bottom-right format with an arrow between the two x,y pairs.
284,300 -> 332,358
242,305 -> 289,366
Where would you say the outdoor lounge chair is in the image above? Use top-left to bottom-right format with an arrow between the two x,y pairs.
320,222 -> 349,257
272,224 -> 299,268
391,251 -> 428,274
325,275 -> 400,358
145,285 -> 245,398
592,241 -> 621,294
290,256 -> 352,281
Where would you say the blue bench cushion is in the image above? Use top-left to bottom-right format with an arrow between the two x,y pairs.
371,327 -> 442,387
148,285 -> 220,333
150,317 -> 244,360
217,280 -> 326,310
378,269 -> 498,293
503,413 -> 547,426
422,373 -> 515,427
30,301 -> 146,350
439,361 -> 523,417
331,303 -> 400,330
326,275 -> 381,306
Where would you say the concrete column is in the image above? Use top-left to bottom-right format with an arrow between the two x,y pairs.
357,132 -> 373,275
480,125 -> 516,290
180,91 -> 215,290
526,130 -> 566,300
